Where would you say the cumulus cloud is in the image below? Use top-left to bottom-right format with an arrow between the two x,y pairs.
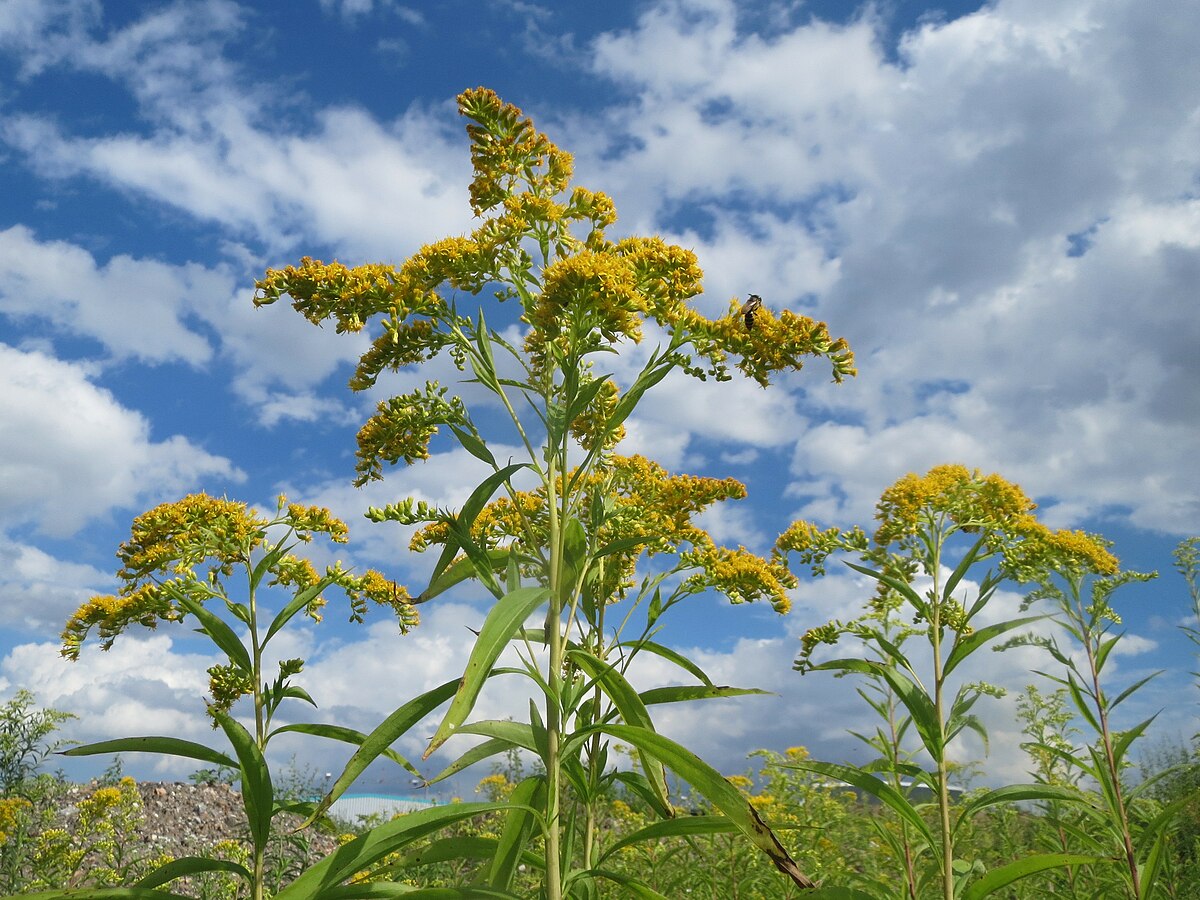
0,2 -> 471,258
0,540 -> 111,636
567,0 -> 1200,536
0,226 -> 224,365
0,344 -> 241,536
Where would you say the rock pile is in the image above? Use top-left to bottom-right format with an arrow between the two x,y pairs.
61,781 -> 341,862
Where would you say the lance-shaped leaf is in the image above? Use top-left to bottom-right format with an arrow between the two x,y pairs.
418,549 -> 512,604
810,657 -> 942,761
943,615 -> 1044,679
214,710 -> 272,853
63,736 -> 236,770
14,890 -> 197,900
584,724 -> 819,889
596,815 -> 737,865
448,422 -> 497,467
786,758 -> 939,853
954,783 -> 1090,838
273,802 -> 512,900
269,722 -> 420,778
165,582 -> 251,674
618,639 -> 714,686
264,577 -> 337,644
960,854 -> 1109,900
565,870 -> 671,900
136,856 -> 252,889
638,685 -> 768,705
566,648 -> 669,809
606,349 -> 676,432
422,462 -> 529,600
300,677 -> 461,827
488,775 -> 546,890
425,586 -> 550,758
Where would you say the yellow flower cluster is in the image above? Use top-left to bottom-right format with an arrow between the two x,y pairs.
254,257 -> 401,333
0,796 -> 31,843
680,545 -> 796,613
354,382 -> 467,485
569,377 -> 626,451
61,493 -> 417,662
345,569 -> 420,633
116,493 -> 266,582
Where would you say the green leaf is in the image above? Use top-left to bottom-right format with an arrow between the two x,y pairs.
596,815 -> 737,864
1094,632 -> 1122,674
13,891 -> 198,900
323,885 -> 520,899
425,586 -> 550,757
619,639 -> 714,686
563,374 -> 610,426
1111,713 -> 1158,766
638,685 -> 769,705
944,615 -> 1044,679
1108,671 -> 1161,710
424,737 -> 512,786
376,836 -> 538,874
811,657 -> 941,761
273,802 -> 510,900
417,549 -> 512,604
488,775 -> 545,890
566,648 -> 668,809
214,710 -> 272,853
610,769 -> 674,819
264,577 -> 335,645
607,351 -> 676,432
269,722 -> 420,778
588,724 -> 819,889
594,534 -> 651,560
786,759 -> 938,851
960,853 -> 1108,900
136,856 -> 252,888
301,677 -> 461,827
844,559 -> 924,609
941,537 -> 987,605
568,869 -> 671,899
422,462 -> 528,599
559,516 -> 588,603
1064,673 -> 1103,733
250,535 -> 292,593
165,583 -> 251,673
447,423 -> 496,467
955,783 -> 1087,835
63,737 -> 236,769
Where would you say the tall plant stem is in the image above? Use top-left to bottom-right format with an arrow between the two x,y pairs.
247,557 -> 266,900
929,530 -> 955,900
1085,631 -> 1142,898
544,439 -> 565,900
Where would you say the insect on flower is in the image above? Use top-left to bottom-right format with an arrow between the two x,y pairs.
741,294 -> 763,331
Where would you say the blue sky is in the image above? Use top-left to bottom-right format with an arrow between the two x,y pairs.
1,0 -> 1198,796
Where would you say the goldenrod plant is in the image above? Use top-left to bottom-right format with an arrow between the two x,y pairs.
253,87 -> 855,898
785,464 -> 1119,900
42,494 -> 475,900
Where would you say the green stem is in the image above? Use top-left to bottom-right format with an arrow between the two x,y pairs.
248,558 -> 266,900
544,431 -> 565,900
929,529 -> 955,900
1084,620 -> 1142,898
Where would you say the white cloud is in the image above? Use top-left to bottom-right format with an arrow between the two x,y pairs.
0,344 -> 242,536
569,0 -> 1200,537
0,226 -> 223,365
1,2 -> 471,259
0,540 -> 111,635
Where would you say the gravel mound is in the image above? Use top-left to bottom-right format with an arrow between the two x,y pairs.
62,781 -> 341,861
